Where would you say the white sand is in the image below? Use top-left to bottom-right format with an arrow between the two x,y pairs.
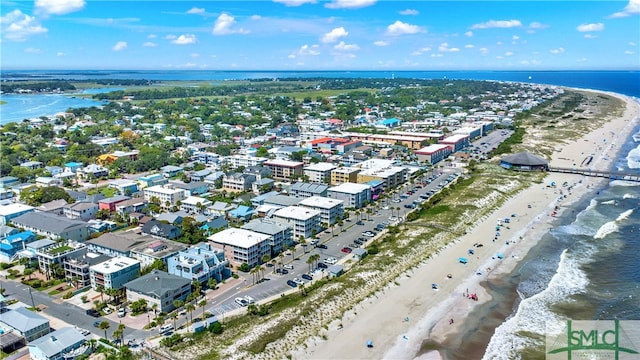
294,90 -> 640,360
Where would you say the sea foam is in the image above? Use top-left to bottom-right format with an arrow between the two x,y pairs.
482,250 -> 589,360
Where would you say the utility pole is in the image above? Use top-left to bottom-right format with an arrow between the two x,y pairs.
29,287 -> 36,309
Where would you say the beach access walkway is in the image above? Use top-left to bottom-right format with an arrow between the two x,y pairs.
548,166 -> 640,182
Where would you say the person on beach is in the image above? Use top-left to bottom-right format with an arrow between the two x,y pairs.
449,319 -> 454,325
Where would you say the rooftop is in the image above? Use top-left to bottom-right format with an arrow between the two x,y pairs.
28,327 -> 85,358
0,307 -> 49,333
304,162 -> 337,172
90,256 -> 140,274
264,159 -> 304,167
328,183 -> 371,194
273,206 -> 320,221
123,270 -> 191,298
298,196 -> 344,209
289,182 -> 329,194
415,144 -> 451,154
242,218 -> 291,235
0,203 -> 34,216
208,228 -> 270,249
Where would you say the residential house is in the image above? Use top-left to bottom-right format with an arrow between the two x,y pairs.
167,243 -> 230,283
169,181 -> 209,196
203,171 -> 225,189
63,202 -> 98,221
63,162 -> 83,174
180,196 -> 212,214
0,231 -> 36,263
37,199 -> 68,215
303,162 -> 336,184
63,252 -> 111,288
86,232 -> 148,258
124,270 -> 191,314
241,218 -> 293,257
143,185 -> 185,210
272,206 -> 321,239
0,203 -> 35,226
130,239 -> 187,268
298,196 -> 344,226
250,191 -> 280,207
207,201 -> 236,217
327,183 -> 372,209
138,173 -> 167,189
263,194 -> 300,209
20,161 -> 43,170
115,198 -> 148,216
288,182 -> 329,199
330,167 -> 360,185
222,173 -> 256,192
252,177 -> 274,194
208,228 -> 270,268
142,220 -> 181,240
28,327 -> 88,360
98,195 -> 131,212
224,155 -> 267,168
10,212 -> 89,241
0,307 -> 50,342
35,177 -> 62,187
89,256 -> 141,290
228,205 -> 254,222
189,169 -> 212,182
155,212 -> 184,225
160,165 -> 183,178
263,159 -> 304,182
34,241 -> 87,279
0,176 -> 19,187
199,216 -> 228,235
76,164 -> 108,180
107,179 -> 139,196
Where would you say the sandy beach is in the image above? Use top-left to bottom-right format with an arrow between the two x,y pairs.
294,89 -> 640,360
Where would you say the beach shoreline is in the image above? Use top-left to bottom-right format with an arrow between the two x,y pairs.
293,88 -> 640,360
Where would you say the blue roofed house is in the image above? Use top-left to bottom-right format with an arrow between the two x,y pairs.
0,306 -> 50,341
167,243 -> 230,284
200,216 -> 228,235
28,327 -> 88,360
0,230 -> 36,263
228,205 -> 254,222
376,117 -> 402,128
138,173 -> 167,189
63,162 -> 84,173
107,179 -> 139,196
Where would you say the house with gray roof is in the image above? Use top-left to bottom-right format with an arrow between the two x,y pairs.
86,232 -> 150,258
130,238 -> 187,268
0,307 -> 50,341
288,182 -> 329,199
263,194 -> 300,208
10,212 -> 89,242
123,270 -> 191,313
241,218 -> 293,257
37,199 -> 69,215
28,327 -> 88,360
142,220 -> 181,240
63,202 -> 98,221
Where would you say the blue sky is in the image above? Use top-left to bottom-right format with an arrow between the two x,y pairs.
1,0 -> 638,70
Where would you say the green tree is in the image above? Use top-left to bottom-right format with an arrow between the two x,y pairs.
185,303 -> 196,325
255,146 -> 269,158
98,321 -> 110,339
207,277 -> 218,290
199,299 -> 207,320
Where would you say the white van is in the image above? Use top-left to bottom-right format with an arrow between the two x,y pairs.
159,324 -> 174,334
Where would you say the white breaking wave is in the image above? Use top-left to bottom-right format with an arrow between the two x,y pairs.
626,144 -> 640,169
600,200 -> 616,205
623,193 -> 637,199
593,208 -> 633,239
482,250 -> 589,360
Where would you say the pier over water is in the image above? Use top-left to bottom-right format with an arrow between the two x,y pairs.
548,166 -> 640,182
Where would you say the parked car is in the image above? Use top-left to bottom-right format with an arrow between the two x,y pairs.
301,273 -> 313,281
159,324 -> 174,334
93,320 -> 102,327
235,297 -> 248,307
117,308 -> 126,318
103,307 -> 112,315
356,220 -> 364,225
86,309 -> 100,318
293,278 -> 305,285
286,279 -> 298,287
354,239 -> 364,245
324,257 -> 337,265
244,295 -> 255,304
316,243 -> 328,249
341,247 -> 353,253
276,268 -> 289,274
284,264 -> 294,270
317,262 -> 328,269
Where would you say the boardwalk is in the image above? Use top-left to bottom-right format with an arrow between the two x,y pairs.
548,166 -> 640,182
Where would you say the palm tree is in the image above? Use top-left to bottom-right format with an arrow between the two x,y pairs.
170,312 -> 178,330
186,303 -> 196,325
113,323 -> 125,345
250,265 -> 260,285
310,254 -> 320,269
199,299 -> 207,321
96,285 -> 105,303
306,257 -> 314,272
172,300 -> 183,314
98,321 -> 110,339
261,254 -> 271,265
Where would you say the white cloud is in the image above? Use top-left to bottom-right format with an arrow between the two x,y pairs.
56,52 -> 66,56
609,0 -> 640,18
584,34 -> 597,39
321,27 -> 348,43
399,9 -> 419,15
273,0 -> 317,6
172,34 -> 197,45
528,22 -> 549,30
465,44 -> 474,48
190,53 -> 199,58
576,23 -> 604,32
0,10 -> 48,41
374,40 -> 389,46
438,42 -> 460,52
35,0 -> 85,15
496,55 -> 504,59
334,41 -> 360,51
549,47 -> 565,54
143,42 -> 157,47
112,41 -> 127,51
325,0 -> 376,9
251,15 -> 262,20
629,41 -> 637,46
624,50 -> 636,54
148,34 -> 157,39
479,47 -> 489,55
165,34 -> 177,40
386,21 -> 423,36
512,35 -> 520,41
187,7 -> 205,14
24,47 -> 42,54
504,51 -> 514,56
430,53 -> 443,58
213,13 -> 248,35
464,31 -> 473,37
471,19 -> 522,30
291,44 -> 320,58
412,46 -> 431,55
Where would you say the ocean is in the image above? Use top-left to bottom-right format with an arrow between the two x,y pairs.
1,70 -> 639,125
